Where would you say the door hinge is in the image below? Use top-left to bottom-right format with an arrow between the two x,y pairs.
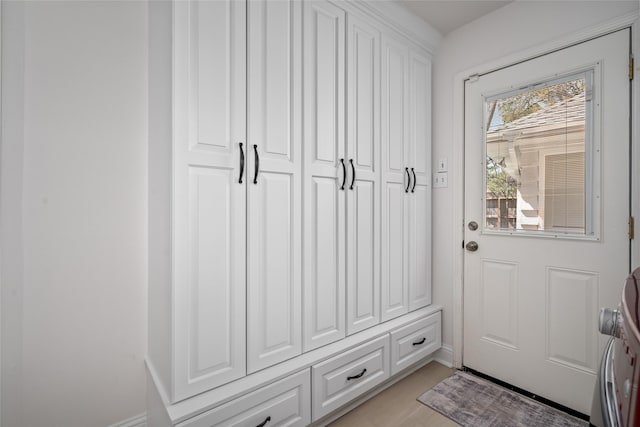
629,216 -> 635,240
630,55 -> 634,81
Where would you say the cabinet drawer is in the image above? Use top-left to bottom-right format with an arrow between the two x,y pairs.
390,312 -> 441,375
311,335 -> 390,420
178,370 -> 311,427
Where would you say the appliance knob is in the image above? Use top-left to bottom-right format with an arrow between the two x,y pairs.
599,308 -> 621,338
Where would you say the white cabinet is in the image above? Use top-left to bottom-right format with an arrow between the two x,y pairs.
303,3 -> 384,349
346,13 -> 381,336
302,0 -> 347,351
149,0 -> 302,402
149,0 -> 437,422
246,0 -> 303,375
381,33 -> 432,322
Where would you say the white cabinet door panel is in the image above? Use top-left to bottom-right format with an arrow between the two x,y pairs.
408,51 -> 431,310
348,181 -> 379,335
306,177 -> 344,349
303,0 -> 346,351
346,14 -> 380,335
381,183 -> 408,321
381,34 -> 409,322
173,0 -> 246,401
409,184 -> 431,310
247,0 -> 302,373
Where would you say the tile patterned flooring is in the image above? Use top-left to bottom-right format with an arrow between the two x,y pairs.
328,362 -> 458,427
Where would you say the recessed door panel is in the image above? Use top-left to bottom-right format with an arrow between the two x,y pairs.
480,260 -> 519,349
305,177 -> 344,348
188,0 -> 237,151
546,267 -> 598,372
381,182 -> 408,321
382,38 -> 408,174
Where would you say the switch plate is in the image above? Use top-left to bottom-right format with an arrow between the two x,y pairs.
433,172 -> 448,188
437,158 -> 448,172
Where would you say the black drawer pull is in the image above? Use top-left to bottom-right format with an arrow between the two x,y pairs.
253,144 -> 260,184
411,168 -> 416,193
256,416 -> 271,427
349,158 -> 355,190
347,368 -> 367,381
405,167 -> 410,192
238,142 -> 245,184
340,158 -> 346,190
413,338 -> 426,346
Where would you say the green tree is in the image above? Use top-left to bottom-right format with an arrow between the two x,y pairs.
497,79 -> 584,123
486,157 -> 517,198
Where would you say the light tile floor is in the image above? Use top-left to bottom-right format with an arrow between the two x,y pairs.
328,362 -> 458,427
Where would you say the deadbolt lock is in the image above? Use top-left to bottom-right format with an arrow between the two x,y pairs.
468,221 -> 478,231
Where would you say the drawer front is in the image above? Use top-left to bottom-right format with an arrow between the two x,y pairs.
390,312 -> 441,375
312,335 -> 390,420
178,370 -> 311,427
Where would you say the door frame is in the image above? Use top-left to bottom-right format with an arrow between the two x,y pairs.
451,11 -> 639,369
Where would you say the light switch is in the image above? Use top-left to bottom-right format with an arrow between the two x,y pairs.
438,158 -> 448,172
433,172 -> 448,188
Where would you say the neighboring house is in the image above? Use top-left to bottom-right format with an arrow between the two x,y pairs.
486,92 -> 586,233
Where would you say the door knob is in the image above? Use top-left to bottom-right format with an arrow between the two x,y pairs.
465,241 -> 479,252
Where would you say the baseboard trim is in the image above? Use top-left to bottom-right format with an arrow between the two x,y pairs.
433,344 -> 454,368
107,413 -> 147,427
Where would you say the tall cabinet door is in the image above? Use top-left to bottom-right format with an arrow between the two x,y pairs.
380,33 -> 410,322
172,0 -> 247,401
246,0 -> 303,373
303,0 -> 346,351
408,51 -> 432,311
346,14 -> 380,335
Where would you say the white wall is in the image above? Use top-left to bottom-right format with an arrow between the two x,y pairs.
432,1 -> 639,355
2,1 -> 148,426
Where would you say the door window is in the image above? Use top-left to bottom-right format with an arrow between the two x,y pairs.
483,72 -> 595,237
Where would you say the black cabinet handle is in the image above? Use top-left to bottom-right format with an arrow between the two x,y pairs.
411,168 -> 416,193
256,416 -> 271,427
349,159 -> 355,190
405,167 -> 410,193
238,142 -> 245,184
413,337 -> 426,346
347,368 -> 367,381
253,144 -> 260,184
340,158 -> 346,190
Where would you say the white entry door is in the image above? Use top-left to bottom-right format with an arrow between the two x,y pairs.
463,29 -> 630,414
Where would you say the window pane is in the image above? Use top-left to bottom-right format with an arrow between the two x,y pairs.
485,76 -> 588,235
